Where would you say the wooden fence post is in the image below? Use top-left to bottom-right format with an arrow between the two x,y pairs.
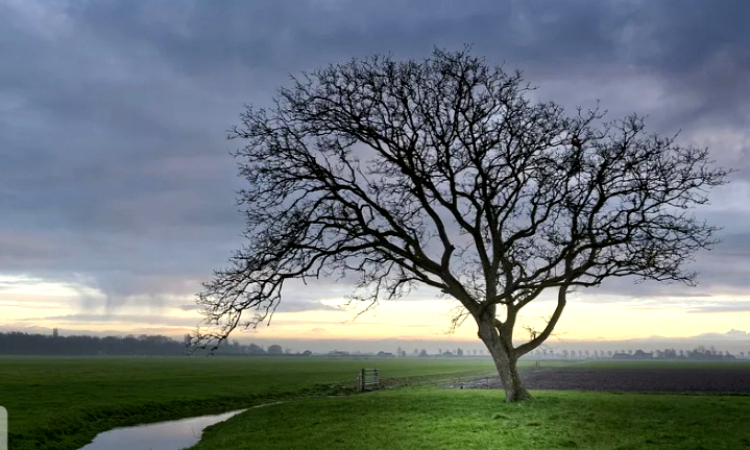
358,368 -> 382,392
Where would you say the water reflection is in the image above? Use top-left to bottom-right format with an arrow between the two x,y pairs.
78,409 -> 245,450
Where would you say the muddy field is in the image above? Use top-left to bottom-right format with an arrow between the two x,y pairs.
453,368 -> 750,393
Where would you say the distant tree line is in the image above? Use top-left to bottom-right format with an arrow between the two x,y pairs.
611,346 -> 746,361
0,332 -> 299,356
529,346 -> 748,361
1,332 -> 746,360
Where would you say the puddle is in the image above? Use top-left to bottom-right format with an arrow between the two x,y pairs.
77,409 -> 245,450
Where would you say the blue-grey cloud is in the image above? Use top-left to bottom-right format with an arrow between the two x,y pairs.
686,303 -> 750,314
692,329 -> 750,339
1,0 -> 749,323
22,313 -> 199,327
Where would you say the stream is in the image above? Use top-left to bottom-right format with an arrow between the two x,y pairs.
77,409 -> 246,450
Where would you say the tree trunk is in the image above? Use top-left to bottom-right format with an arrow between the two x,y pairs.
491,349 -> 531,402
478,321 -> 532,402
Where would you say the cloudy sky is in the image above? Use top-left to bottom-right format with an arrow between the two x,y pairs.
1,0 -> 749,347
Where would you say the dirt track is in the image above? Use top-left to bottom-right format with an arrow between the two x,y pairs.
452,368 -> 750,393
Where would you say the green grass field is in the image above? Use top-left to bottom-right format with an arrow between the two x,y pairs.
2,357 -> 749,450
0,356 -> 496,450
194,388 -> 750,450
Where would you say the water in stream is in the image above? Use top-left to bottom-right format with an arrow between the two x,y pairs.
77,409 -> 245,450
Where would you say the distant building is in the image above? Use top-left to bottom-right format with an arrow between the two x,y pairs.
633,349 -> 653,359
52,328 -> 59,338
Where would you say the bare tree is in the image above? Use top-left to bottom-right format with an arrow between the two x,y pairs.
193,47 -> 728,402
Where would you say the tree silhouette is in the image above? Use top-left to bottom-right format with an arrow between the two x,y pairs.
266,344 -> 283,355
193,47 -> 728,402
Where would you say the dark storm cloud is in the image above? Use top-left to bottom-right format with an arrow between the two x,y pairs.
1,0 -> 749,321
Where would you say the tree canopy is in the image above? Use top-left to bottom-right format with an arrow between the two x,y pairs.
193,47 -> 728,401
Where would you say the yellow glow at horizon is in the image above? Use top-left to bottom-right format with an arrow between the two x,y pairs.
261,297 -> 750,342
2,274 -> 749,341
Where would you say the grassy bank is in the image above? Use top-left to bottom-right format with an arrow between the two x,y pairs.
193,388 -> 750,450
0,356 -> 496,450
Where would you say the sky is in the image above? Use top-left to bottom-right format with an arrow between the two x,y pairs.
1,0 -> 749,351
